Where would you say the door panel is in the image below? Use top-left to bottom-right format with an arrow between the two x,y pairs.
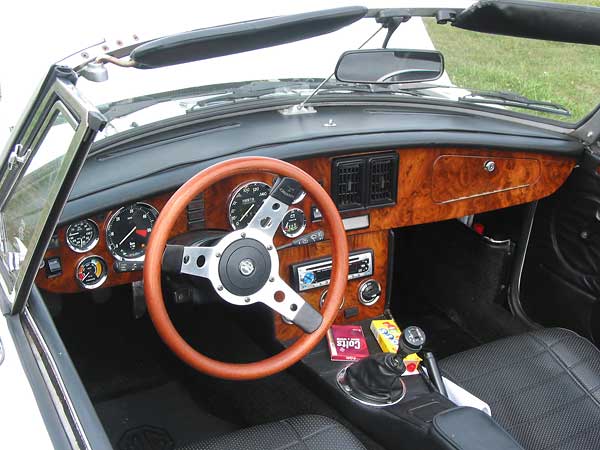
521,162 -> 600,342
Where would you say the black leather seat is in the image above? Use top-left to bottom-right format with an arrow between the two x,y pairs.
176,415 -> 366,450
439,328 -> 600,450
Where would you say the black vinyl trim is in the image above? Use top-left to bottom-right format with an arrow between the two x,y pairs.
27,287 -> 113,449
453,0 -> 600,46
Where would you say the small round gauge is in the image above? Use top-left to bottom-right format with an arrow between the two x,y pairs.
228,181 -> 271,230
106,203 -> 159,261
66,219 -> 99,253
281,208 -> 306,238
76,256 -> 108,289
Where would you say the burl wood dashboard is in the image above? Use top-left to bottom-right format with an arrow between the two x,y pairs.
36,147 -> 575,341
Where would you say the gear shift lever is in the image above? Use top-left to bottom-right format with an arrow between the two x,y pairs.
341,325 -> 426,406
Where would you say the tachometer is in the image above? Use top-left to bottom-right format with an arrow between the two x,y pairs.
228,181 -> 271,229
106,203 -> 159,261
66,219 -> 99,252
76,256 -> 108,289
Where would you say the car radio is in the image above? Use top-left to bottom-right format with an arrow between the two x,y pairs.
291,250 -> 373,292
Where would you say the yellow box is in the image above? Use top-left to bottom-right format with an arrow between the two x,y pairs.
370,319 -> 422,370
370,319 -> 401,353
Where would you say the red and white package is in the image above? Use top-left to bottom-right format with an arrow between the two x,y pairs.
327,325 -> 370,361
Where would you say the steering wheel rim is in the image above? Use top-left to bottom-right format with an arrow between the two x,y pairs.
144,156 -> 348,380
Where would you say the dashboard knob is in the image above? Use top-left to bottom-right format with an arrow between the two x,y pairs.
302,272 -> 316,285
319,289 -> 344,310
358,279 -> 381,306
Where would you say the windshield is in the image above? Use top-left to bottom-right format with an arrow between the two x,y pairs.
76,1 -> 600,140
0,105 -> 76,293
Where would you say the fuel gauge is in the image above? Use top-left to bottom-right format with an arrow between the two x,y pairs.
281,208 -> 306,238
76,256 -> 108,289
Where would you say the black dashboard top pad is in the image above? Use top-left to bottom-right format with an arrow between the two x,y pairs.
61,105 -> 583,225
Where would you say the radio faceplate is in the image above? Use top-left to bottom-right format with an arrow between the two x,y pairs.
291,249 -> 374,292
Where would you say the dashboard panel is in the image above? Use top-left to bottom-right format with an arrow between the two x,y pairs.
35,146 -> 576,338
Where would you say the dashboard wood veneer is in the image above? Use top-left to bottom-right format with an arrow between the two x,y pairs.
203,147 -> 575,235
35,192 -> 188,294
274,231 -> 388,342
431,154 -> 541,203
36,147 -> 575,297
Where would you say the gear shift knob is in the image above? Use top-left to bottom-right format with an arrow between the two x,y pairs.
397,326 -> 426,358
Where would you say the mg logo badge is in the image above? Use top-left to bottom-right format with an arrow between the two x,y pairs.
239,258 -> 255,276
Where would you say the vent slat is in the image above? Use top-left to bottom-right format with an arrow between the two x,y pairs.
332,159 -> 364,210
367,154 -> 398,206
187,193 -> 205,230
331,153 -> 398,211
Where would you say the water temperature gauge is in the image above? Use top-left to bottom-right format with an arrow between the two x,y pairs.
281,208 -> 306,238
76,256 -> 108,289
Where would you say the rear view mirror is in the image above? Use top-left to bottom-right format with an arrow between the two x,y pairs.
335,49 -> 444,84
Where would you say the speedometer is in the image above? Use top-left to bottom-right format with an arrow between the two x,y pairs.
228,181 -> 271,229
106,203 -> 159,261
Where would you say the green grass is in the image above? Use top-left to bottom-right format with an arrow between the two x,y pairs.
423,0 -> 600,122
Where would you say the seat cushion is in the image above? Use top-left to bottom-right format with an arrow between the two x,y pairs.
439,328 -> 600,450
177,415 -> 366,450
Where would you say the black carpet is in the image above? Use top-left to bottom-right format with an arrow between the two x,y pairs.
95,381 -> 236,450
395,308 -> 480,359
52,293 -> 384,450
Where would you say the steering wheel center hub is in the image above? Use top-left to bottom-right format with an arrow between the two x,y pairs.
218,238 -> 271,296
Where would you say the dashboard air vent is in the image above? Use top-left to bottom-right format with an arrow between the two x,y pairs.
187,193 -> 205,231
331,153 -> 398,211
367,154 -> 398,207
332,158 -> 365,211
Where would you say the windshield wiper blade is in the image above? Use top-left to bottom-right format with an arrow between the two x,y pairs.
458,90 -> 571,117
187,81 -> 314,111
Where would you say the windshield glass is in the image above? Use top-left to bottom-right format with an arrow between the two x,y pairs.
76,1 -> 600,140
0,105 -> 76,292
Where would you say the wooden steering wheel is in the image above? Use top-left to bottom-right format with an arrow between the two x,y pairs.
144,157 -> 348,380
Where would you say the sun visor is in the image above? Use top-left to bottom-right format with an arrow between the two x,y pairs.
130,6 -> 368,69
453,0 -> 600,46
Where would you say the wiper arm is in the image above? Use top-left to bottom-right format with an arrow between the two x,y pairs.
98,80 -> 319,121
186,81 -> 420,112
187,81 -> 312,111
458,90 -> 571,117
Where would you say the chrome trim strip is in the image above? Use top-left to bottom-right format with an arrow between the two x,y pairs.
22,307 -> 90,450
336,364 -> 406,407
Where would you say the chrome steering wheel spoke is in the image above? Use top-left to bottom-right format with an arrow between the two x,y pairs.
255,276 -> 323,333
162,177 -> 321,334
246,195 -> 291,239
247,177 -> 304,239
162,244 -> 215,279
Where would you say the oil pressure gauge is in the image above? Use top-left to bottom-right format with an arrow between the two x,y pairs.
76,256 -> 108,289
281,208 -> 306,238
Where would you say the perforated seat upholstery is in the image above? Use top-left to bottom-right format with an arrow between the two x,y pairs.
440,328 -> 600,450
177,415 -> 366,450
